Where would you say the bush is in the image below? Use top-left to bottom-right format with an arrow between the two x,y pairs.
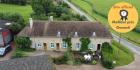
12,48 -> 26,58
101,42 -> 114,69
74,58 -> 82,65
61,14 -> 71,21
91,60 -> 97,65
14,37 -> 32,49
53,56 -> 66,65
0,13 -> 25,34
101,59 -> 114,69
67,60 -> 74,65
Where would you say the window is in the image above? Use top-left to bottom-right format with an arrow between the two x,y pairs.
62,41 -> 67,48
50,43 -> 55,48
76,43 -> 81,49
88,43 -> 94,49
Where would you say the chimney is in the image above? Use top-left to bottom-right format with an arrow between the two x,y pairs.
29,18 -> 33,29
92,32 -> 96,37
49,16 -> 53,22
74,32 -> 78,37
57,31 -> 61,37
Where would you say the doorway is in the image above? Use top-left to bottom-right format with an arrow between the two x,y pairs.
43,43 -> 47,52
97,44 -> 101,51
56,43 -> 60,50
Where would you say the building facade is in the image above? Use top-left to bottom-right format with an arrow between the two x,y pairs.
18,20 -> 112,52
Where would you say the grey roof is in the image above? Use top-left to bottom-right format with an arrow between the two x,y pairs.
0,55 -> 55,70
18,21 -> 112,38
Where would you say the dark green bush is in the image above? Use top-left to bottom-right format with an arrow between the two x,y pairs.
101,58 -> 114,69
53,56 -> 66,65
101,42 -> 114,69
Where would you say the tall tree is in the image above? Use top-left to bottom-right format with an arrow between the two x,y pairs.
31,0 -> 54,16
55,5 -> 64,17
31,0 -> 46,16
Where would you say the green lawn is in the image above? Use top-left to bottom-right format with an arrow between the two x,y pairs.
0,3 -> 33,21
71,0 -> 140,47
111,40 -> 134,66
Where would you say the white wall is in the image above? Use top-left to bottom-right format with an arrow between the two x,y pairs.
30,37 -> 112,51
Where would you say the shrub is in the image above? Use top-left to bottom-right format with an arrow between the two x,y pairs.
9,23 -> 22,33
0,13 -> 25,34
101,42 -> 114,69
91,60 -> 97,65
12,48 -> 26,58
14,37 -> 32,49
61,14 -> 71,21
101,59 -> 114,69
74,58 -> 82,65
53,56 -> 66,65
67,60 -> 74,65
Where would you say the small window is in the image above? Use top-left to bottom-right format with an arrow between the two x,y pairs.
62,42 -> 67,48
50,43 -> 55,48
89,43 -> 93,49
76,43 -> 81,49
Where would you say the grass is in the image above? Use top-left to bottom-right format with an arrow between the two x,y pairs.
12,47 -> 36,58
71,0 -> 140,47
111,40 -> 134,66
0,3 -> 33,21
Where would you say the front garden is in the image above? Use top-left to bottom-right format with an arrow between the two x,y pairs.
52,37 -> 134,69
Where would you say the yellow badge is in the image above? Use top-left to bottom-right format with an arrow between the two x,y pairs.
108,2 -> 138,33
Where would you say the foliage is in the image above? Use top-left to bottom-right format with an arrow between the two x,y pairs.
12,48 -> 26,58
74,14 -> 87,21
31,0 -> 54,16
53,56 -> 66,65
101,58 -> 114,69
60,14 -> 71,21
1,0 -> 27,5
63,37 -> 72,52
31,0 -> 45,16
55,5 -> 64,17
91,60 -> 97,65
9,23 -> 22,33
80,37 -> 91,52
101,42 -> 114,69
14,37 -> 32,49
0,13 -> 25,34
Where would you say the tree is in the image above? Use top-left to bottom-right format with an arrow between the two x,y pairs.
15,37 -> 32,49
31,0 -> 54,16
55,5 -> 64,17
31,0 -> 45,16
9,23 -> 22,34
80,37 -> 91,51
44,0 -> 54,15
